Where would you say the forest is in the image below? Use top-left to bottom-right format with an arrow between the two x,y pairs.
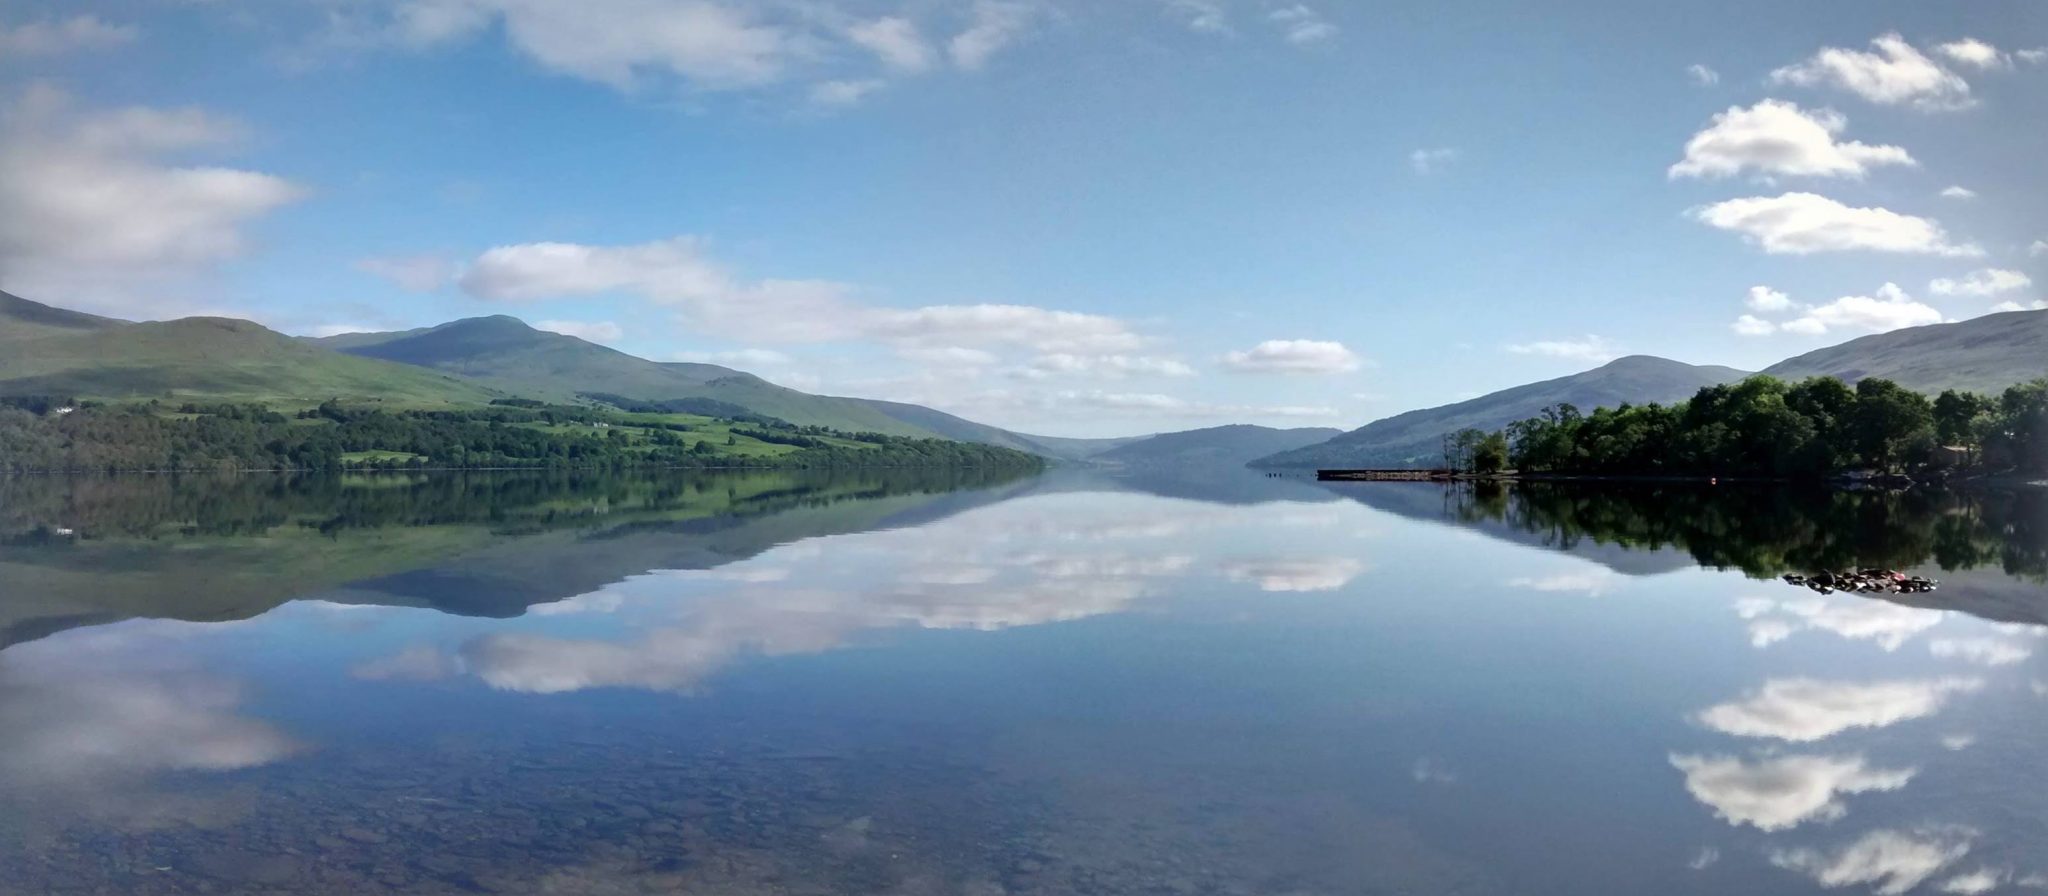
1440,375 -> 2048,479
0,398 -> 1046,474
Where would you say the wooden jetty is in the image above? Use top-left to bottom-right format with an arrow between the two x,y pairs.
1317,469 -> 1455,482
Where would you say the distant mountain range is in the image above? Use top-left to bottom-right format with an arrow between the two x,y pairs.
8,291 -> 2040,468
1255,310 -> 2048,469
1253,356 -> 1748,469
1095,424 -> 1342,467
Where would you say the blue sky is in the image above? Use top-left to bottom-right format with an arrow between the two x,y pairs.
1,0 -> 2044,436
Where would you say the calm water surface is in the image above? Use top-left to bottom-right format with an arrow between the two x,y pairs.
2,469 -> 2045,895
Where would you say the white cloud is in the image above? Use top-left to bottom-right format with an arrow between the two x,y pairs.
1221,339 -> 1363,375
1929,269 -> 2031,297
1747,285 -> 1794,312
1928,637 -> 2032,667
1687,64 -> 1719,86
1506,335 -> 1618,363
1693,192 -> 1983,257
1669,100 -> 1915,180
1757,597 -> 1948,650
0,668 -> 297,793
1733,314 -> 1777,335
0,14 -> 136,55
1506,569 -> 1622,596
1779,283 -> 1943,336
673,347 -> 794,368
810,78 -> 884,107
948,0 -> 1039,70
900,346 -> 1000,367
1941,733 -> 1977,751
1410,147 -> 1458,175
1011,389 -> 1337,419
1023,353 -> 1196,378
1990,300 -> 2048,313
387,0 -> 790,90
1268,5 -> 1336,44
1696,677 -> 1983,742
847,16 -> 935,73
1220,557 -> 1365,592
0,86 -> 305,313
1771,32 -> 1975,111
534,319 -> 624,343
355,253 -> 455,292
1939,868 -> 2006,894
1163,0 -> 1229,34
1669,753 -> 1915,831
1940,185 -> 1977,200
2019,49 -> 2048,65
1771,829 -> 1974,896
454,236 -> 1150,353
1934,38 -> 2008,70
2033,240 -> 2048,257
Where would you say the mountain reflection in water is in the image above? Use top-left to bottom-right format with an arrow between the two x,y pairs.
2,468 -> 2045,895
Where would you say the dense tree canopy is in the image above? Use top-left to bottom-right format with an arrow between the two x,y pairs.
1466,375 -> 2046,479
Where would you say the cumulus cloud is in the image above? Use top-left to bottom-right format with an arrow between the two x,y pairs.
1739,597 -> 1947,650
1669,100 -> 1915,180
1939,868 -> 2007,894
1934,38 -> 2009,70
1693,192 -> 1983,257
949,0 -> 1039,70
1268,4 -> 1336,44
1506,335 -> 1618,363
1163,0 -> 1229,34
1696,677 -> 1983,742
454,236 -> 1149,354
1929,269 -> 2030,297
1221,339 -> 1363,375
1787,284 -> 1943,335
385,0 -> 790,90
847,16 -> 935,73
1771,828 -> 1974,896
1409,147 -> 1457,174
1771,33 -> 1974,111
1686,64 -> 1719,86
1669,753 -> 1915,831
1990,300 -> 2048,313
534,319 -> 624,343
674,347 -> 795,368
0,14 -> 137,55
1219,557 -> 1365,592
810,78 -> 884,107
0,87 -> 305,312
1747,285 -> 1795,312
1928,637 -> 2032,667
355,253 -> 456,292
1506,569 -> 1622,596
1939,185 -> 1976,200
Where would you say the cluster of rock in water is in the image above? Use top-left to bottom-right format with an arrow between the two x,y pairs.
1782,569 -> 1939,595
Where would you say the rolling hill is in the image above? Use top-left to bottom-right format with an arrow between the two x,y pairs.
0,296 -> 501,406
315,316 -> 943,437
1096,424 -> 1342,467
1251,356 -> 1749,469
1760,308 -> 2048,394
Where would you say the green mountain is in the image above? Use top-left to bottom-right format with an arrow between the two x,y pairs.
1252,356 -> 1749,469
1096,424 -> 1343,467
315,316 -> 942,437
1761,308 -> 2048,394
0,295 -> 500,406
846,397 -> 1061,454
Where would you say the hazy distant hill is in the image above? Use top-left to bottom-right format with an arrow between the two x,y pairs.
1098,424 -> 1342,467
1252,356 -> 1749,469
1761,308 -> 2048,394
316,316 -> 942,437
0,295 -> 499,405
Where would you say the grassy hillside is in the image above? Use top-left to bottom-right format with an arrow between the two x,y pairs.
1098,424 -> 1343,467
317,317 -> 946,437
0,301 -> 502,406
848,397 -> 1063,455
1762,308 -> 2048,394
1252,356 -> 1749,469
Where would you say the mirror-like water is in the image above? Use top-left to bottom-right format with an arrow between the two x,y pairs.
2,469 -> 2044,895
